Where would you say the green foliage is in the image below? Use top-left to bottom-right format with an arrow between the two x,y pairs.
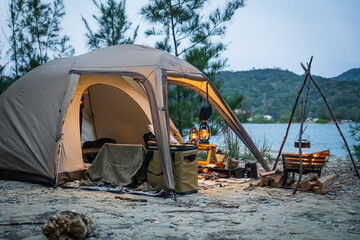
315,118 -> 329,124
0,43 -> 11,94
333,68 -> 360,81
223,130 -> 242,159
349,123 -> 360,161
82,0 -> 138,50
218,69 -> 360,122
249,115 -> 276,123
237,137 -> 273,164
5,0 -> 74,88
141,0 -> 244,135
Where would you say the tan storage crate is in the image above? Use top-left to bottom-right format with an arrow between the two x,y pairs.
147,145 -> 198,194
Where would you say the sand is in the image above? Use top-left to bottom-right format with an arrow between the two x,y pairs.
0,157 -> 359,240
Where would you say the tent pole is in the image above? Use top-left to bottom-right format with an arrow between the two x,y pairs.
54,122 -> 65,187
308,74 -> 360,179
87,88 -> 98,139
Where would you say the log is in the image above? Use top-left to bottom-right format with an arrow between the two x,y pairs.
272,172 -> 285,188
309,173 -> 319,181
315,173 -> 339,188
312,181 -> 342,194
260,170 -> 277,180
300,181 -> 316,191
249,179 -> 262,187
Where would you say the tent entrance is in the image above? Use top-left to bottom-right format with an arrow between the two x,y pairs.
80,84 -> 151,163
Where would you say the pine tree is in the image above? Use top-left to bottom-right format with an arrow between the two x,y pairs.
0,42 -> 10,94
5,0 -> 74,82
82,0 -> 138,50
7,0 -> 25,80
141,0 -> 245,135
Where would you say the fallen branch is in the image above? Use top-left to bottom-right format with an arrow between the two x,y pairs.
162,210 -> 226,214
0,221 -> 46,226
115,196 -> 147,202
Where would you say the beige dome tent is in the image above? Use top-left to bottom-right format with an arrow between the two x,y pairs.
0,44 -> 270,189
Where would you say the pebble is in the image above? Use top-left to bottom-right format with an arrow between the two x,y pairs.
107,231 -> 114,235
269,201 -> 279,206
232,219 -> 242,224
295,199 -> 302,203
347,210 -> 357,215
256,228 -> 262,232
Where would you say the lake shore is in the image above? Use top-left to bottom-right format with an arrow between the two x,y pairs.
1,156 -> 359,240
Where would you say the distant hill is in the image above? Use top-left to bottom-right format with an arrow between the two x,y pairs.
333,68 -> 360,81
217,69 -> 360,122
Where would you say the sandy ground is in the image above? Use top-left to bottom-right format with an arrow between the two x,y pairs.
0,156 -> 359,240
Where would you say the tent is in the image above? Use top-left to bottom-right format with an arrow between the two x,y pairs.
0,44 -> 270,189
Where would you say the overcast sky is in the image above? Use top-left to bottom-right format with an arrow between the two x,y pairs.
1,0 -> 360,77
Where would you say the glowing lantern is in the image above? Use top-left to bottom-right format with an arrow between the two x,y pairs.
199,121 -> 210,143
189,127 -> 198,144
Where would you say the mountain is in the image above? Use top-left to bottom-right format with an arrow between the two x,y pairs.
333,68 -> 360,81
217,69 -> 360,122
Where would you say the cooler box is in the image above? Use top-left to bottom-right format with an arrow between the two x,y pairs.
146,144 -> 198,194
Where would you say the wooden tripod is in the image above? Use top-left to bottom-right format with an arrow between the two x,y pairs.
272,57 -> 360,192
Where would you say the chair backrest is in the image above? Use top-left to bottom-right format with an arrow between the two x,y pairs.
282,151 -> 328,170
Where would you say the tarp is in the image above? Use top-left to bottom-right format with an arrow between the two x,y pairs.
87,144 -> 145,187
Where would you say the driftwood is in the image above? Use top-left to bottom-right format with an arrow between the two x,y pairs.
209,200 -> 240,208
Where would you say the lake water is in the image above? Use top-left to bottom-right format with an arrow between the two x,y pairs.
212,123 -> 357,157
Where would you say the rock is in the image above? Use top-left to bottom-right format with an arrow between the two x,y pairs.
296,199 -> 303,203
199,203 -> 206,208
107,231 -> 114,235
269,201 -> 279,206
256,228 -> 262,232
347,210 -> 357,215
232,219 -> 242,224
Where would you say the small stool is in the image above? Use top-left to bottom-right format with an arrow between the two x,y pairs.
197,144 -> 219,167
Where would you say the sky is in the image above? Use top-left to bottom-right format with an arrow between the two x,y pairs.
1,0 -> 360,78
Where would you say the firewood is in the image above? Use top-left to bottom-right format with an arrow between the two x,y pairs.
260,170 -> 277,180
312,181 -> 342,194
249,179 -> 262,187
315,173 -> 339,188
300,181 -> 316,191
272,172 -> 285,188
308,173 -> 319,181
